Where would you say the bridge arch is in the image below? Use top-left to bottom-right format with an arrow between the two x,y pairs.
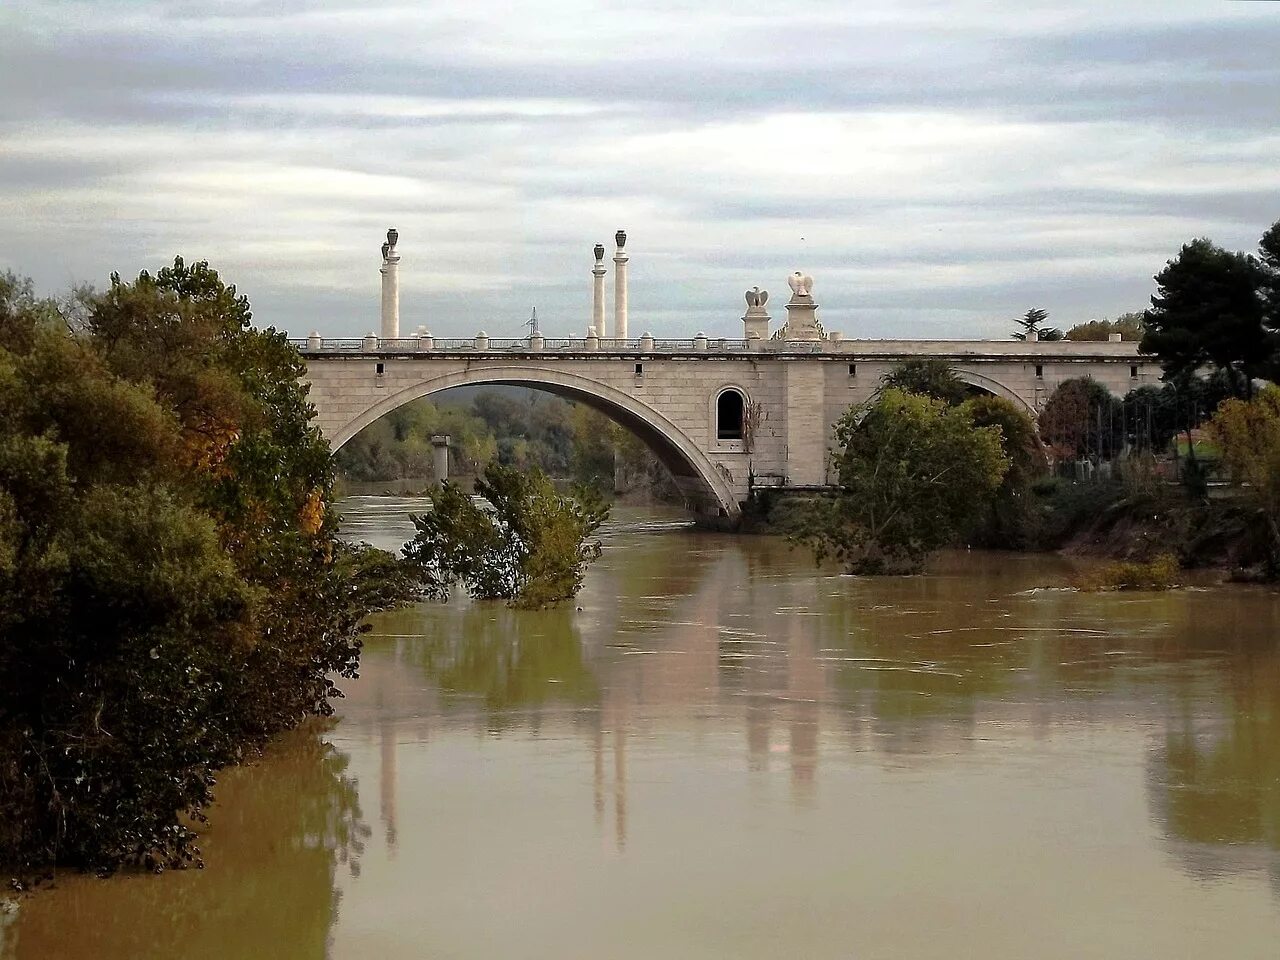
952,369 -> 1037,417
328,365 -> 740,518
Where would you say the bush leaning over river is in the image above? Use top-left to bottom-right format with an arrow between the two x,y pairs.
404,463 -> 610,609
0,265 -> 414,876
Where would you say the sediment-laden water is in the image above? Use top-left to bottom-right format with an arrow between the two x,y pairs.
7,500 -> 1280,959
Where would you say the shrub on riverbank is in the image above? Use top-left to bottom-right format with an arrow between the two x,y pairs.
1074,554 -> 1180,591
1,266 -> 413,876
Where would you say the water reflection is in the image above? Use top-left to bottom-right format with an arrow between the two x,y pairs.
356,517 -> 1280,890
4,727 -> 365,960
1149,650 -> 1280,895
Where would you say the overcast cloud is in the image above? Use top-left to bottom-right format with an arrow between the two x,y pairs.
2,0 -> 1278,339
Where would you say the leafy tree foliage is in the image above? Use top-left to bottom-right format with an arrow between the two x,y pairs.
791,389 -> 1009,574
0,263 -> 412,875
1261,220 -> 1280,381
1140,238 -> 1271,399
1208,386 -> 1280,577
1012,307 -> 1063,341
336,386 -> 680,501
404,463 -> 609,608
960,394 -> 1046,548
335,399 -> 498,482
880,359 -> 970,406
1120,373 -> 1233,456
1065,312 -> 1145,342
1038,377 -> 1125,461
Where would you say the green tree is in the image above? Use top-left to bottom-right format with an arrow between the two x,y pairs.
791,388 -> 1009,574
960,395 -> 1046,547
1208,386 -> 1280,577
1037,377 -> 1124,462
880,359 -> 970,406
1260,219 -> 1280,381
1012,307 -> 1063,342
1065,312 -> 1145,342
1,263 -> 412,874
404,463 -> 610,608
1140,238 -> 1270,399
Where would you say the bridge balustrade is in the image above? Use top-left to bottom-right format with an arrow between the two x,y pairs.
289,336 -> 764,354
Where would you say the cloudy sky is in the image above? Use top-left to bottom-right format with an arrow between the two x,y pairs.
2,1 -> 1278,340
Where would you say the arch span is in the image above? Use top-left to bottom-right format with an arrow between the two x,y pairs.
952,369 -> 1037,417
328,365 -> 740,518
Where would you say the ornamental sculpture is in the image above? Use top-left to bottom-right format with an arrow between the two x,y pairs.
744,287 -> 769,308
787,272 -> 814,299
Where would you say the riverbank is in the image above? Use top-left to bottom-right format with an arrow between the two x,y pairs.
743,481 -> 1277,582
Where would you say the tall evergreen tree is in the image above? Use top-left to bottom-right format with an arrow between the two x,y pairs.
1012,307 -> 1063,341
1259,220 -> 1280,381
1140,238 -> 1269,399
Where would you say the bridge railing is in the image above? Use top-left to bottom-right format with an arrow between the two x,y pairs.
286,336 -> 1145,361
288,336 -> 761,354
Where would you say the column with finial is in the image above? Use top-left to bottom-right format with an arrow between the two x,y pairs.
592,244 -> 607,339
613,229 -> 628,342
380,228 -> 401,340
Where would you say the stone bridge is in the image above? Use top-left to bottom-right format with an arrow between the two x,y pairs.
296,333 -> 1155,522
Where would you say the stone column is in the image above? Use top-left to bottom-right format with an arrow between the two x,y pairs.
592,243 -> 607,339
613,229 -> 629,342
783,271 -> 821,341
431,435 -> 450,483
380,228 -> 401,340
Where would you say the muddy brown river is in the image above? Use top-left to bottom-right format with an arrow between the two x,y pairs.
6,500 -> 1280,959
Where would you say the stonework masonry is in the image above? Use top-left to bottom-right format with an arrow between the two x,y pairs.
299,338 -> 1154,523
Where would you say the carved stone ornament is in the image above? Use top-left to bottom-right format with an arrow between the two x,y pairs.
744,286 -> 770,308
615,229 -> 627,249
787,272 -> 814,298
594,243 -> 605,262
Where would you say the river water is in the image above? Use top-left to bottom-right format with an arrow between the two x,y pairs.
7,500 -> 1280,959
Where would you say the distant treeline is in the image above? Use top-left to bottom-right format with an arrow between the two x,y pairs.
334,386 -> 680,501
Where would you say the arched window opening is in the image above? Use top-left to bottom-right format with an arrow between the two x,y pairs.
717,389 -> 745,441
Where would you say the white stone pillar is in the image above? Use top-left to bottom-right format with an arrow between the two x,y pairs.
380,228 -> 400,340
613,229 -> 629,342
430,435 -> 450,483
592,243 -> 607,338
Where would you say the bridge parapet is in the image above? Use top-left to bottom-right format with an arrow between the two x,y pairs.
289,336 -> 1143,361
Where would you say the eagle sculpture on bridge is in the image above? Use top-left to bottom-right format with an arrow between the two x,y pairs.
787,272 -> 814,299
